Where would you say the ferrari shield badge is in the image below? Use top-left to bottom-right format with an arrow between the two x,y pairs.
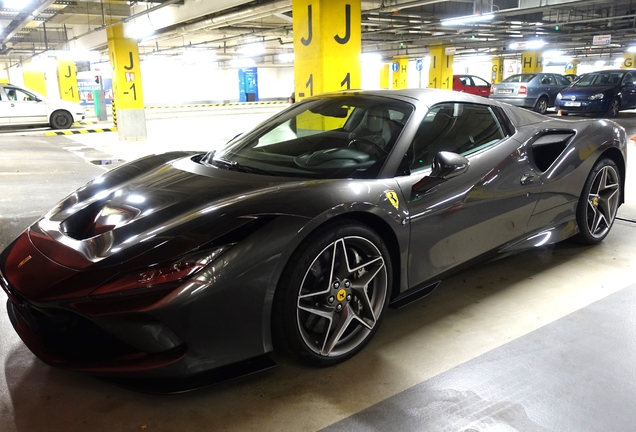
385,190 -> 399,209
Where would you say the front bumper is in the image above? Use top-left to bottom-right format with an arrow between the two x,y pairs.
555,99 -> 607,114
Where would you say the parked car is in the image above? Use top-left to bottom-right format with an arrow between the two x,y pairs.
555,69 -> 636,117
0,89 -> 626,391
453,74 -> 491,97
0,84 -> 85,129
489,73 -> 571,114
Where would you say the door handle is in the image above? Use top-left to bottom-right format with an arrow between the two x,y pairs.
520,173 -> 535,185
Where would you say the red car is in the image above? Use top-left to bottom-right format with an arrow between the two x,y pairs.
453,75 -> 491,97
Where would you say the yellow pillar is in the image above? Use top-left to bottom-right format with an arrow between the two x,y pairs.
292,0 -> 361,101
380,63 -> 390,89
622,52 -> 635,69
521,51 -> 543,73
57,60 -> 79,103
107,23 -> 146,140
491,57 -> 504,84
23,70 -> 47,96
565,59 -> 579,76
428,46 -> 453,89
391,57 -> 409,89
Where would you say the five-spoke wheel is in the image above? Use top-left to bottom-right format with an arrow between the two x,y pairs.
575,158 -> 621,244
273,222 -> 391,366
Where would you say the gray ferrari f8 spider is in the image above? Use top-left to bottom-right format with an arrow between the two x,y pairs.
0,89 -> 626,392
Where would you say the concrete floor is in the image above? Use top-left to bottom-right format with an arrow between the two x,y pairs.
1,108 -> 635,432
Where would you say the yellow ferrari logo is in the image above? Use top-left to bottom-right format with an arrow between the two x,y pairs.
337,289 -> 347,302
593,197 -> 599,207
386,190 -> 399,209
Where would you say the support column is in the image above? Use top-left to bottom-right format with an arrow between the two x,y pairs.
107,23 -> 147,141
521,51 -> 543,73
428,46 -> 453,90
380,63 -> 390,89
23,70 -> 47,96
292,0 -> 361,101
57,60 -> 79,103
622,52 -> 635,69
564,59 -> 579,76
391,57 -> 409,89
491,57 -> 504,84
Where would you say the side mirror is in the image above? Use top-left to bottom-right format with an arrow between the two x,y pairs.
411,152 -> 469,198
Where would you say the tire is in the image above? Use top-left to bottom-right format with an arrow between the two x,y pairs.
606,98 -> 620,118
534,96 -> 548,114
574,158 -> 621,245
273,221 -> 392,366
50,110 -> 73,129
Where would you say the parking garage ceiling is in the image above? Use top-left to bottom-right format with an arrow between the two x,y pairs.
0,0 -> 635,65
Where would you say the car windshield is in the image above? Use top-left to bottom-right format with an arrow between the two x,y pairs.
203,95 -> 414,179
501,74 -> 536,83
575,72 -> 624,86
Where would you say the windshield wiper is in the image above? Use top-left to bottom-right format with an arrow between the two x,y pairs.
213,157 -> 276,176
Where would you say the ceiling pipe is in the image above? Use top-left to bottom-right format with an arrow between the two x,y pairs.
2,0 -> 58,45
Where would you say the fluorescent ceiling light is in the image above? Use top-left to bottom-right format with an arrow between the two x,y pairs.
627,46 -> 636,53
277,52 -> 294,63
595,60 -> 605,67
230,58 -> 256,68
441,13 -> 494,26
543,50 -> 564,58
238,42 -> 265,57
3,0 -> 28,10
360,53 -> 382,63
527,39 -> 545,49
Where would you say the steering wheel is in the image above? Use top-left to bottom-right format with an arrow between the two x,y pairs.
348,137 -> 389,156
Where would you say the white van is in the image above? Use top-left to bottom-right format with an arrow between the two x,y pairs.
0,84 -> 85,129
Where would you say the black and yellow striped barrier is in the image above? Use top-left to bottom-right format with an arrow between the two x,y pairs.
45,127 -> 118,136
146,101 -> 287,109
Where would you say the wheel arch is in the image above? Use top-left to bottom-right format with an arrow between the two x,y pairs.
599,147 -> 626,205
329,212 -> 403,301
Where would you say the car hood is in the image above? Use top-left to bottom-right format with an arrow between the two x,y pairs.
27,152 -> 318,271
561,85 -> 616,96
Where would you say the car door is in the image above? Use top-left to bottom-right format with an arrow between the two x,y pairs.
471,75 -> 491,97
619,72 -> 636,108
5,86 -> 48,126
395,102 -> 542,287
538,74 -> 559,105
0,87 -> 12,126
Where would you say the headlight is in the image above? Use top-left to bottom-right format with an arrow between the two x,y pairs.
556,93 -> 562,99
589,93 -> 604,100
89,245 -> 233,297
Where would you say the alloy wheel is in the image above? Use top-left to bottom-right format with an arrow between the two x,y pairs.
585,165 -> 620,239
296,236 -> 387,357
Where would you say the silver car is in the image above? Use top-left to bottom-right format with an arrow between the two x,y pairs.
489,73 -> 571,114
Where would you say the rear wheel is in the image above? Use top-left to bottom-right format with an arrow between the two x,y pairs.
50,110 -> 73,129
606,98 -> 620,118
273,221 -> 391,366
534,96 -> 548,114
574,158 -> 621,245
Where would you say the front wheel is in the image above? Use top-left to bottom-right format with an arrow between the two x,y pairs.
273,221 -> 392,366
574,158 -> 621,245
606,98 -> 620,118
50,110 -> 73,129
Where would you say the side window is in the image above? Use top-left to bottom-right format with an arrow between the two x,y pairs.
556,75 -> 571,86
622,73 -> 634,85
473,76 -> 490,87
7,88 -> 37,102
540,75 -> 555,85
406,103 -> 506,173
460,77 -> 471,86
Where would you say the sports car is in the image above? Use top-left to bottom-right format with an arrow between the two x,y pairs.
0,89 -> 627,392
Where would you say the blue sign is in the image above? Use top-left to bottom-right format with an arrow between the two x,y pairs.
391,62 -> 399,72
415,59 -> 423,71
565,62 -> 573,71
238,67 -> 259,102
